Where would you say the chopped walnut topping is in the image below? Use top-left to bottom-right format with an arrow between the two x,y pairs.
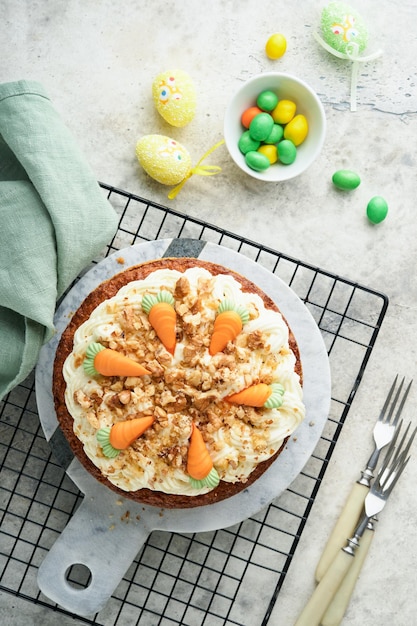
118,390 -> 132,405
118,306 -> 140,332
110,380 -> 124,392
247,330 -> 266,350
146,358 -> 165,377
164,368 -> 185,385
74,389 -> 92,409
124,376 -> 142,388
193,390 -> 221,411
184,368 -> 202,387
159,389 -> 179,407
74,353 -> 84,368
107,393 -> 125,408
175,276 -> 190,299
85,410 -> 100,429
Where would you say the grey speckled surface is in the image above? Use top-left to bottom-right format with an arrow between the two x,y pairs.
1,1 -> 417,624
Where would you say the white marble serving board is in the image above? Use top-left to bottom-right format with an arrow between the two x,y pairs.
35,238 -> 331,617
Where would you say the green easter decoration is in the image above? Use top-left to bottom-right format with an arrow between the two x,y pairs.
314,2 -> 383,111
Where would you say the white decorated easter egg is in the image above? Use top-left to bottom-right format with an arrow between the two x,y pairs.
136,135 -> 192,185
152,69 -> 196,127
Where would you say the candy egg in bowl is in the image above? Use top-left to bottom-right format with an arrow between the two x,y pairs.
224,72 -> 326,182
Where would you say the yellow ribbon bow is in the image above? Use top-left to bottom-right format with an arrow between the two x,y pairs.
168,139 -> 225,199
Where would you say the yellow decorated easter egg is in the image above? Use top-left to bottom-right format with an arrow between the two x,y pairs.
136,135 -> 192,185
152,69 -> 196,127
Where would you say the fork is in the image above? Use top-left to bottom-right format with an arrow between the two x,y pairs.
315,376 -> 411,581
321,421 -> 416,626
294,421 -> 413,626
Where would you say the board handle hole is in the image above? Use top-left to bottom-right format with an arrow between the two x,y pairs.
65,563 -> 92,590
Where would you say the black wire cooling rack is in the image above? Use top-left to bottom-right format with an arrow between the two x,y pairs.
0,183 -> 388,626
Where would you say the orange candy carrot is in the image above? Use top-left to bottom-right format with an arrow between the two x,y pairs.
226,383 -> 273,407
109,416 -> 155,449
148,301 -> 176,354
187,423 -> 215,480
209,309 -> 243,355
97,416 -> 155,457
83,342 -> 150,377
142,290 -> 177,354
209,300 -> 249,356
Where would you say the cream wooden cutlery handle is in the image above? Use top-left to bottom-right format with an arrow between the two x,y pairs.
320,526 -> 374,626
295,549 -> 354,626
315,482 -> 368,582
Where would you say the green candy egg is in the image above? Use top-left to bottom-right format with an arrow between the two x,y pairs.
249,112 -> 274,142
277,139 -> 297,165
321,2 -> 368,55
256,90 -> 279,112
264,123 -> 284,145
238,130 -> 260,155
245,150 -> 270,172
332,169 -> 361,190
366,196 -> 388,224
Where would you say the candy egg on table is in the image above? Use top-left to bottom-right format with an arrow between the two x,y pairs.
152,69 -> 196,127
332,169 -> 361,190
136,135 -> 192,185
265,33 -> 287,59
366,196 -> 388,224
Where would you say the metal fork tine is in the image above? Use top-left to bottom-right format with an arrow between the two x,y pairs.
384,376 -> 404,425
376,422 -> 416,493
379,375 -> 398,422
380,452 -> 410,495
379,418 -> 404,470
390,379 -> 413,428
391,422 -> 414,461
380,421 -> 416,478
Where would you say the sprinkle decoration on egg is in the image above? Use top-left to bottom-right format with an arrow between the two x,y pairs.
152,69 -> 196,127
313,2 -> 383,111
136,134 -> 225,199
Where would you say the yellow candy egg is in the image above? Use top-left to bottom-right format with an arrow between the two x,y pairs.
152,69 -> 196,127
136,135 -> 192,185
265,33 -> 287,59
257,144 -> 278,164
283,114 -> 308,146
271,99 -> 296,125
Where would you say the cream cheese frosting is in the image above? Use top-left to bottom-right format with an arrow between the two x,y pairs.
63,267 -> 305,496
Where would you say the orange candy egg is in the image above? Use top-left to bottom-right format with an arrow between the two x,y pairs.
241,106 -> 262,129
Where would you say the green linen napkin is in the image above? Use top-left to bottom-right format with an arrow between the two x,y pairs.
0,80 -> 119,401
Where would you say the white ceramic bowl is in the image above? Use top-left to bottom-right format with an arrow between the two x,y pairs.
224,72 -> 326,182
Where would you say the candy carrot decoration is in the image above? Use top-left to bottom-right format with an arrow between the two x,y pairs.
226,382 -> 285,408
83,342 -> 150,377
209,299 -> 249,356
226,383 -> 272,407
97,416 -> 155,458
142,290 -> 176,354
187,423 -> 220,489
